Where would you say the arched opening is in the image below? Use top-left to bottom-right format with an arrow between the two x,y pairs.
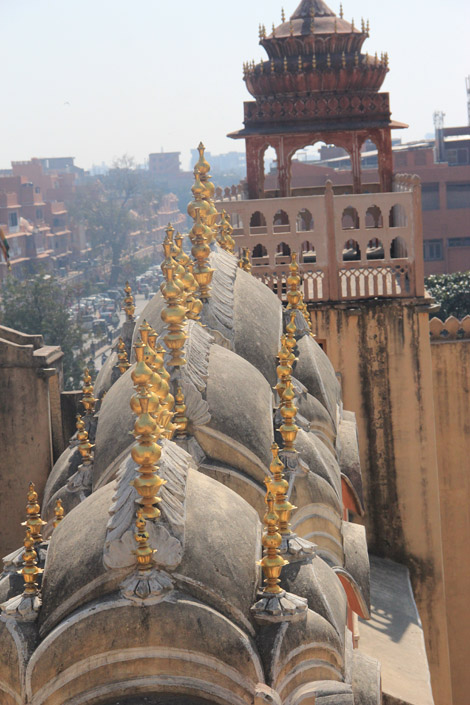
301,241 -> 316,263
296,208 -> 314,232
230,212 -> 243,230
252,243 -> 268,265
249,211 -> 267,234
289,141 -> 353,196
389,204 -> 407,228
365,205 -> 383,229
343,239 -> 361,261
275,241 -> 291,260
273,210 -> 290,233
366,238 -> 384,260
390,236 -> 408,258
263,146 -> 278,195
342,207 -> 360,230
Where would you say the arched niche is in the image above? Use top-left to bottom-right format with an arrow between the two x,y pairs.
366,238 -> 385,260
343,239 -> 361,261
389,204 -> 407,228
230,212 -> 243,230
365,205 -> 383,229
296,208 -> 314,232
273,210 -> 290,233
390,236 -> 408,259
342,207 -> 360,230
252,243 -> 268,262
288,141 -> 353,196
301,241 -> 316,263
262,145 -> 278,195
276,241 -> 291,257
249,211 -> 267,234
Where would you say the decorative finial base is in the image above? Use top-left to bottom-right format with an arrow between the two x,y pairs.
251,589 -> 307,624
280,533 -> 317,562
120,568 -> 173,605
0,593 -> 42,622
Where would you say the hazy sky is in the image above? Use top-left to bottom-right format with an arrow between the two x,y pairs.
2,0 -> 469,171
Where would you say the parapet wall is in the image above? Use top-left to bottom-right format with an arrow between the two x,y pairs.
430,318 -> 470,705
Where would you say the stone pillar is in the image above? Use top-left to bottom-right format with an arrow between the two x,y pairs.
376,128 -> 393,193
308,301 -> 453,705
0,326 -> 63,558
324,181 -> 339,301
276,137 -> 290,197
245,136 -> 266,200
350,133 -> 363,194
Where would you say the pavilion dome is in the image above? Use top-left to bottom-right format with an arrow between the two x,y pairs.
244,0 -> 388,98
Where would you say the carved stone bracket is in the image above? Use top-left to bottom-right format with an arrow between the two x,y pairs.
251,589 -> 307,624
120,567 -> 173,605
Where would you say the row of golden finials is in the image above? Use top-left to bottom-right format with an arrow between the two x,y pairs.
258,6 -> 371,38
12,143 -> 314,607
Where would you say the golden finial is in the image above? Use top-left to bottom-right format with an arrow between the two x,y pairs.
184,261 -> 203,321
76,413 -> 94,464
283,56 -> 288,72
285,310 -> 297,360
134,508 -> 156,571
339,3 -> 343,18
384,52 -> 389,68
326,53 -> 331,68
238,247 -> 252,273
189,207 -> 215,302
272,22 -> 276,37
279,380 -> 299,451
117,337 -> 130,375
366,19 -> 370,34
187,170 -> 211,225
289,20 -> 294,36
341,51 -> 346,68
257,491 -> 288,595
297,55 -> 302,71
131,344 -> 166,519
351,17 -> 355,30
275,335 -> 292,404
173,387 -> 188,439
258,24 -> 263,40
312,53 -> 317,69
53,499 -> 64,529
267,443 -> 297,537
361,17 -> 365,32
281,7 -> 285,22
374,52 -> 378,66
22,482 -> 46,544
123,281 -> 135,321
81,367 -> 97,415
286,252 -> 303,310
21,528 -> 42,597
217,210 -> 235,253
160,241 -> 187,368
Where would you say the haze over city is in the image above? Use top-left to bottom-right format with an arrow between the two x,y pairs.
2,0 -> 469,170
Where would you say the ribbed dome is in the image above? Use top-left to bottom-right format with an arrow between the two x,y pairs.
244,0 -> 388,98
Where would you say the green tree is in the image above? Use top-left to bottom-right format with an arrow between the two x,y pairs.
425,272 -> 470,321
69,156 -> 161,285
0,273 -> 84,388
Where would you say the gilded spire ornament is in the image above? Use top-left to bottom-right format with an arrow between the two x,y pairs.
286,252 -> 302,310
217,210 -> 235,253
267,445 -> 316,561
339,2 -> 343,18
285,311 -> 298,364
188,207 -> 215,302
0,525 -> 44,620
123,281 -> 135,321
279,380 -> 299,451
160,241 -> 188,367
133,508 -> 155,572
81,367 -> 97,416
76,414 -> 94,465
22,482 -> 46,544
130,340 -> 166,520
281,7 -> 285,21
117,337 -> 130,375
173,386 -> 188,439
238,247 -> 252,273
250,487 -> 307,623
275,335 -> 292,404
53,499 -> 65,529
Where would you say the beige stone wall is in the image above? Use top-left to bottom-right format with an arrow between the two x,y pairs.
0,327 -> 63,557
309,301 -> 452,705
431,337 -> 470,705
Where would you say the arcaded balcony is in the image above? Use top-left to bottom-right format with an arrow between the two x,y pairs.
216,175 -> 424,303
